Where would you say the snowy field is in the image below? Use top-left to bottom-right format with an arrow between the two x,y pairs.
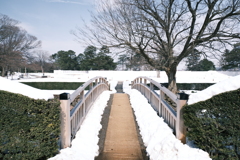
1,71 -> 240,160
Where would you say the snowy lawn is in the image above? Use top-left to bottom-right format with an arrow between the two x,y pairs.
0,77 -> 53,100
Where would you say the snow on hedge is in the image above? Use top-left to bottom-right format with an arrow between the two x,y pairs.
188,75 -> 240,105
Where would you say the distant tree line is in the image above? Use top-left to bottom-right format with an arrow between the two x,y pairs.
185,49 -> 216,71
220,43 -> 240,71
51,45 -> 117,70
0,14 -> 117,77
117,52 -> 154,71
1,12 -> 239,78
185,44 -> 240,71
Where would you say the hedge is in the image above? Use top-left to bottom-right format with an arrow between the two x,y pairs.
21,82 -> 85,90
183,89 -> 240,160
0,90 -> 60,160
161,83 -> 215,90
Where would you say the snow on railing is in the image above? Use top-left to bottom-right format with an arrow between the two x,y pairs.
131,76 -> 188,143
59,77 -> 109,149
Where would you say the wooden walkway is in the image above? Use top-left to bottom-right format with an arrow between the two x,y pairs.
96,93 -> 146,160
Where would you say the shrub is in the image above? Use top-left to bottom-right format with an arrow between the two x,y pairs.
161,83 -> 215,90
21,82 -> 85,90
183,89 -> 240,160
0,90 -> 60,160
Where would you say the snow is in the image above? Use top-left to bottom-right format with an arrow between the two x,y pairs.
48,91 -> 115,160
48,81 -> 117,160
1,71 -> 240,160
123,82 -> 211,160
188,75 -> 240,105
0,77 -> 53,100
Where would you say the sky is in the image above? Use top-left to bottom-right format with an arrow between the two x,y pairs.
0,0 -> 196,70
0,0 -> 96,55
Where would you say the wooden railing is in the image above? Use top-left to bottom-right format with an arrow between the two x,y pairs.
59,77 -> 109,148
131,77 -> 188,143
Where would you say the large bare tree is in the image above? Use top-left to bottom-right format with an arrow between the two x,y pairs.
0,14 -> 41,76
34,50 -> 50,76
74,0 -> 240,93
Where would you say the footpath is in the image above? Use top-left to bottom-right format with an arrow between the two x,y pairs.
96,82 -> 147,160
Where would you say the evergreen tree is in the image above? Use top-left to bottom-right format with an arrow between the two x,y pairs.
117,54 -> 129,70
51,50 -> 78,70
197,59 -> 216,71
79,46 -> 97,70
221,43 -> 240,70
185,49 -> 202,71
79,45 -> 116,70
185,49 -> 215,71
94,46 -> 116,70
126,54 -> 146,71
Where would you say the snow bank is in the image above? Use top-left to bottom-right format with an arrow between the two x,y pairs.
0,77 -> 53,100
124,83 -> 211,160
188,75 -> 240,105
49,90 -> 114,160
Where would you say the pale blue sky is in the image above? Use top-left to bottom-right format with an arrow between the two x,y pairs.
0,0 -> 96,55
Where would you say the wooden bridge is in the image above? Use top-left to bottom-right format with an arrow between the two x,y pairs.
59,76 -> 188,159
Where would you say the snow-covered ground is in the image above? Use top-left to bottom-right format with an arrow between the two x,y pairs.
1,71 -> 240,160
0,76 -> 53,100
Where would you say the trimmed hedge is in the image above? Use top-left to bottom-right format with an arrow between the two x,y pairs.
183,89 -> 240,160
161,83 -> 215,90
148,83 -> 215,91
0,90 -> 60,160
21,82 -> 85,90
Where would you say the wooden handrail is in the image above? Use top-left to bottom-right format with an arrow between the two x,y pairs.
131,76 -> 188,143
59,77 -> 109,149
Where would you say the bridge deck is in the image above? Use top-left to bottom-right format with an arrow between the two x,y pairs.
96,93 -> 145,160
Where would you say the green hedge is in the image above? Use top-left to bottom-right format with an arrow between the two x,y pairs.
161,83 -> 215,90
0,90 -> 60,160
148,83 -> 215,91
21,82 -> 85,90
183,89 -> 240,160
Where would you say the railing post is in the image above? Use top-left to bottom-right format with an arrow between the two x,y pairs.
80,91 -> 85,117
95,79 -> 98,86
59,93 -> 71,149
89,82 -> 93,90
176,93 -> 189,144
149,83 -> 153,104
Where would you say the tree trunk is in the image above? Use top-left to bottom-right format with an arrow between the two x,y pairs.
165,67 -> 178,94
157,70 -> 160,78
1,67 -> 5,77
41,65 -> 44,76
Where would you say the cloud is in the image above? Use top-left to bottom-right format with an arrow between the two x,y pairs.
17,22 -> 36,35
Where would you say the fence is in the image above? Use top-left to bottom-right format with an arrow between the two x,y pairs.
131,77 -> 188,143
59,77 -> 109,148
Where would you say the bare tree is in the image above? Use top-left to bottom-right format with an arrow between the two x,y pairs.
34,50 -> 50,76
0,14 -> 41,76
74,0 -> 240,93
